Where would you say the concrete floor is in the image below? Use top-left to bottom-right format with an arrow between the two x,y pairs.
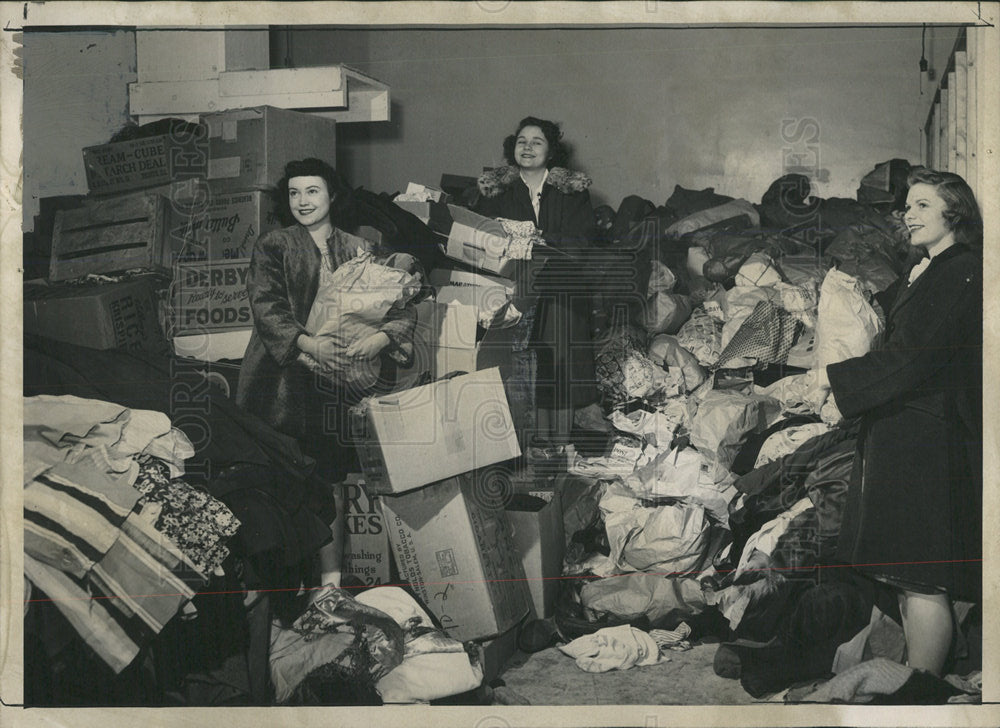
498,640 -> 756,705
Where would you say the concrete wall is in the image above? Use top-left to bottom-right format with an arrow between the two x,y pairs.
273,26 -> 942,209
22,30 -> 137,230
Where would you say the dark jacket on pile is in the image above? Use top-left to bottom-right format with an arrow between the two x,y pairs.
475,165 -> 599,409
827,243 -> 982,601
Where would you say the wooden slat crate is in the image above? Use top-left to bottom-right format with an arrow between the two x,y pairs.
49,191 -> 169,282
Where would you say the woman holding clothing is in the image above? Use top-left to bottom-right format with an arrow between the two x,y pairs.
236,158 -> 417,590
475,116 -> 599,446
810,167 -> 982,675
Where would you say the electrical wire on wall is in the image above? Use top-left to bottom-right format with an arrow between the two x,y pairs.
919,23 -> 928,95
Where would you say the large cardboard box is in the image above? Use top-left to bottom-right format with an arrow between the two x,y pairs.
169,258 -> 252,335
49,190 -> 171,281
352,367 -> 521,495
82,132 -> 209,196
24,277 -> 165,352
341,474 -> 391,587
167,188 -> 282,261
380,474 -> 532,641
201,106 -> 337,193
506,491 -> 565,619
428,267 -> 516,311
412,300 -> 515,379
443,205 -> 525,278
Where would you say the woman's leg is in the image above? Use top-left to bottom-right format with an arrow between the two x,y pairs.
898,589 -> 953,675
318,487 -> 345,588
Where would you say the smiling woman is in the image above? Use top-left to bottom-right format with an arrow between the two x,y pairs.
809,166 -> 983,677
235,158 -> 419,592
475,116 -> 598,446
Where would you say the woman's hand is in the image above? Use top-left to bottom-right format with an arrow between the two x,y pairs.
297,333 -> 346,371
345,331 -> 391,361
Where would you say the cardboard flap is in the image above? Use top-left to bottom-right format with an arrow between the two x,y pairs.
447,204 -> 516,260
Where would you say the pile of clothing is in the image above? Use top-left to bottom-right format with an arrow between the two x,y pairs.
540,165 -> 979,701
24,394 -> 240,674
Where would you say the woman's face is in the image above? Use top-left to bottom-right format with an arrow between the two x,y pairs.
904,182 -> 954,252
514,125 -> 550,171
288,175 -> 332,231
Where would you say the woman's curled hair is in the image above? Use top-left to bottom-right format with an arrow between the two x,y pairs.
906,166 -> 983,249
502,116 -> 570,169
274,157 -> 355,228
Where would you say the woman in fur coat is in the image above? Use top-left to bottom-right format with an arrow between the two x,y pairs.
810,167 -> 982,676
236,158 -> 416,589
475,116 -> 599,445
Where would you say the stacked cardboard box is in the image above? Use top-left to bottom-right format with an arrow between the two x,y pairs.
351,367 -> 531,642
167,107 -> 336,359
36,107 -> 335,360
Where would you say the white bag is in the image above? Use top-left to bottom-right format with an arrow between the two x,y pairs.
815,269 -> 883,369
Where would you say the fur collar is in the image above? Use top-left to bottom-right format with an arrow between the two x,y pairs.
477,165 -> 592,198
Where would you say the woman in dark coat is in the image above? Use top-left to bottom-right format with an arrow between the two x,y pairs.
475,116 -> 598,445
236,158 -> 416,589
811,167 -> 982,675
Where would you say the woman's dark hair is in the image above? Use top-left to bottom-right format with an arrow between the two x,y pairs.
906,166 -> 983,248
502,116 -> 570,169
274,158 -> 354,227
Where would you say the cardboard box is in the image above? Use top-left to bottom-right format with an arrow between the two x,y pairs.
443,205 -> 525,278
201,106 -> 337,193
167,188 -> 283,262
24,277 -> 165,352
428,268 -> 516,311
352,367 -> 521,495
170,258 -> 252,335
82,132 -> 209,196
403,182 -> 449,203
380,474 -> 532,641
172,328 -> 253,362
393,200 -> 432,225
506,491 -> 565,619
413,300 -> 515,379
341,474 -> 391,587
49,190 -> 171,281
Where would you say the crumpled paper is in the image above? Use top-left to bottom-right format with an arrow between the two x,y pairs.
815,268 -> 883,369
299,249 -> 420,389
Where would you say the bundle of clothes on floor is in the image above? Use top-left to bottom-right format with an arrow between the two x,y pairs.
518,166 -> 981,704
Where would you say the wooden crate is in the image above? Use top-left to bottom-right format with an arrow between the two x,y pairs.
50,191 -> 169,282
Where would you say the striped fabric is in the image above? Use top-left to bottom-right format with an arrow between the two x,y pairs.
24,458 -> 205,672
24,462 -> 139,577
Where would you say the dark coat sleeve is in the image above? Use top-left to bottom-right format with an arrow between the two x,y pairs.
827,253 -> 981,419
246,230 -> 311,366
545,188 -> 596,252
